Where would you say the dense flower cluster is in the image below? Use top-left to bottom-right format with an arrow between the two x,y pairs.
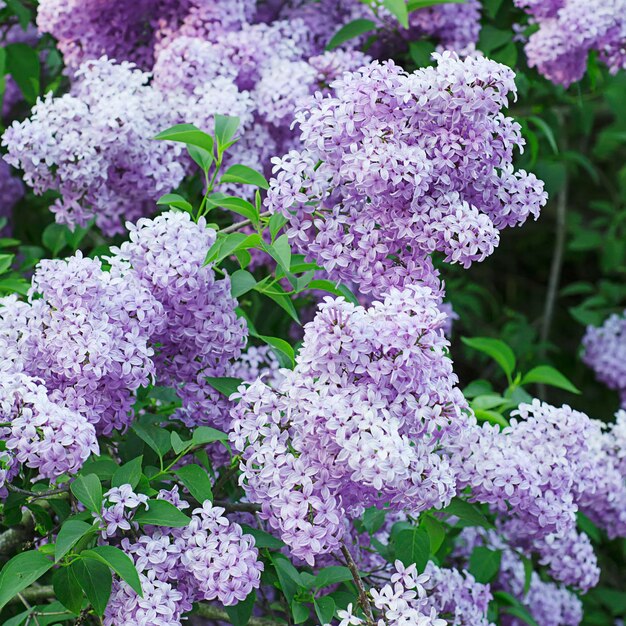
267,52 -> 547,297
0,371 -> 98,483
456,528 -> 583,626
515,0 -> 626,86
325,561 -> 445,626
0,211 -> 244,435
2,58 -> 186,235
582,312 -> 626,405
102,492 -> 263,625
422,562 -> 494,626
231,285 -> 465,563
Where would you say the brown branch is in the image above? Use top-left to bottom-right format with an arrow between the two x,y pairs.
340,544 -> 375,625
9,586 -> 54,605
220,211 -> 272,234
7,484 -> 69,500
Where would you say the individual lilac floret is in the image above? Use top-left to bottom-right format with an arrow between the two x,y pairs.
2,57 -> 186,236
582,312 -> 626,405
110,211 -> 247,429
515,0 -> 626,87
1,372 -> 98,481
231,285 -> 466,564
99,484 -> 149,537
267,53 -> 547,297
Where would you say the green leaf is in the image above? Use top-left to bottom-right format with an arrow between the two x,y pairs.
394,528 -> 430,572
205,232 -> 249,265
409,40 -> 436,67
474,409 -> 509,428
312,567 -> 354,589
527,116 -> 558,154
205,376 -> 243,398
111,457 -> 143,489
70,474 -> 103,514
362,507 -> 386,534
80,457 -> 118,481
308,279 -> 359,305
82,546 -> 142,597
268,234 -> 292,274
0,551 -> 54,611
254,334 -> 295,369
174,464 -> 214,503
132,422 -> 172,459
259,282 -> 300,324
71,558 -> 112,616
192,425 -> 229,446
231,269 -> 257,298
326,18 -> 377,50
469,547 -> 502,583
315,596 -> 336,624
272,555 -> 304,604
215,115 -> 240,152
53,567 -> 83,614
5,43 -> 40,104
134,499 -> 191,528
55,520 -> 94,562
420,516 -> 446,554
208,194 -> 258,222
462,336 -> 516,382
225,590 -> 256,626
521,555 -> 533,595
240,525 -> 286,550
220,164 -> 269,190
42,223 -> 67,256
384,0 -> 409,28
186,144 -> 214,172
154,123 -> 215,153
441,498 -> 494,529
171,431 -> 189,455
5,0 -> 32,29
502,605 -> 540,626
157,193 -> 193,213
292,601 -> 310,624
269,213 -> 288,241
520,365 -> 581,394
408,0 -> 464,8
0,253 -> 14,275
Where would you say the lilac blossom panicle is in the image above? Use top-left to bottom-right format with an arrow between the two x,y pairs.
110,211 -> 247,430
323,560 -> 446,626
103,495 -> 263,626
582,312 -> 626,405
231,285 -> 466,564
450,400 -> 607,590
514,0 -> 626,87
267,53 -> 547,298
456,528 -> 583,626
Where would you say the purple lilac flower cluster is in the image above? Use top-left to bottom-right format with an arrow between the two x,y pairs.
267,52 -> 547,297
456,528 -> 583,626
514,0 -> 626,87
111,210 -> 247,430
101,490 -> 263,625
230,285 -> 466,564
0,371 -> 98,484
2,58 -> 186,235
324,561 -> 445,626
0,211 -> 245,435
0,159 -> 24,233
582,312 -> 626,405
451,400 -> 608,590
422,561 -> 494,626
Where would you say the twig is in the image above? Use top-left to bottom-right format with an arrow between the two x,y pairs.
220,211 -> 272,234
18,592 -> 41,626
340,544 -> 375,625
7,484 -> 69,499
195,603 -> 284,626
10,586 -> 54,605
213,500 -> 262,513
